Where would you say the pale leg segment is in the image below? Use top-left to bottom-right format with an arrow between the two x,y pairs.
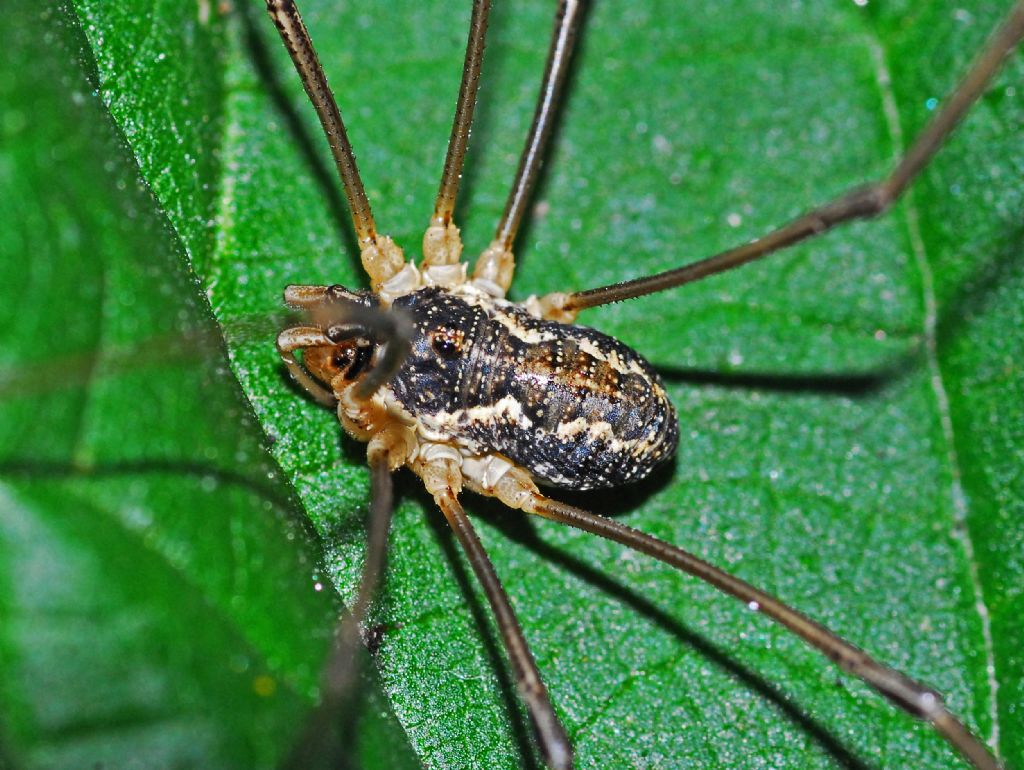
276,325 -> 336,406
360,235 -> 407,292
473,239 -> 516,297
422,220 -> 464,269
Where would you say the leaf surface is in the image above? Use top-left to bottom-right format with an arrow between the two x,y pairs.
15,0 -> 1023,768
0,3 -> 417,768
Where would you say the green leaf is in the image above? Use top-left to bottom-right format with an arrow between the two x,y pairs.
14,0 -> 1023,768
0,3 -> 417,768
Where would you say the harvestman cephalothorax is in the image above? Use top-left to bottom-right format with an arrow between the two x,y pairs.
256,0 -> 1023,767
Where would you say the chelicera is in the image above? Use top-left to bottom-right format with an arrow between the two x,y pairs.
265,1 -> 1022,768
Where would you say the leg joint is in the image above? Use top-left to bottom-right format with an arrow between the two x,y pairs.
826,182 -> 894,224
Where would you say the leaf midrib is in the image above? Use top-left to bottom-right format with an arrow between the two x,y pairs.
856,14 -> 1001,750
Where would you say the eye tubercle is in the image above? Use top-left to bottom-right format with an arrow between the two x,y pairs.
430,327 -> 465,359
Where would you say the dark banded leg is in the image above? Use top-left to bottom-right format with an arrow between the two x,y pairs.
282,451 -> 396,770
474,0 -> 585,294
540,1 -> 1024,317
519,492 -> 1000,770
418,457 -> 572,770
430,0 -> 491,227
423,0 -> 493,270
266,0 -> 375,245
266,0 -> 405,288
439,492 -> 572,770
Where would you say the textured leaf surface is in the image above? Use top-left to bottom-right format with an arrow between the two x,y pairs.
16,0 -> 1023,768
0,3 -> 416,768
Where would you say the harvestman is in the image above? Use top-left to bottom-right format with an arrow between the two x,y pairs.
265,1 -> 1023,767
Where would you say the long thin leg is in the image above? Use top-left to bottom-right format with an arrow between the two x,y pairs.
267,1 -> 406,289
542,2 -> 1024,315
329,447 -> 396,702
266,0 -> 376,246
432,0 -> 492,229
474,0 -> 585,294
423,0 -> 493,269
430,482 -> 572,770
520,493 -> 1000,770
282,450 -> 396,770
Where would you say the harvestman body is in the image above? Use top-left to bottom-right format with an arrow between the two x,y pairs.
267,1 -> 1023,768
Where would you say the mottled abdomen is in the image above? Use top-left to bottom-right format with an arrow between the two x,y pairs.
389,289 -> 679,490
